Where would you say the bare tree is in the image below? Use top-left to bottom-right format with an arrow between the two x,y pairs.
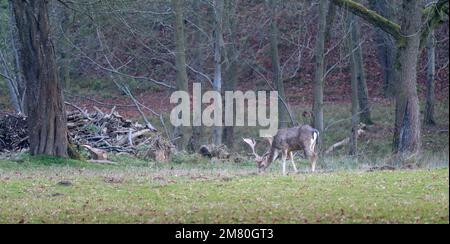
188,0 -> 205,153
212,0 -> 224,145
392,0 -> 422,155
347,14 -> 359,156
222,0 -> 239,149
172,0 -> 189,150
268,0 -> 290,129
351,16 -> 372,125
424,31 -> 436,126
312,0 -> 329,150
12,0 -> 68,157
0,1 -> 24,114
325,2 -> 337,42
53,2 -> 72,89
368,0 -> 396,97
0,48 -> 21,113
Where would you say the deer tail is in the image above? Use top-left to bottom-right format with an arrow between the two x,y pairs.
312,129 -> 319,143
311,129 -> 319,152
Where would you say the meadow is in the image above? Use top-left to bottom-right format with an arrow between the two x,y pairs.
0,102 -> 448,224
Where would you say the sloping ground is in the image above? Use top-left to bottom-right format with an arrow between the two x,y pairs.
64,22 -> 449,117
0,161 -> 447,224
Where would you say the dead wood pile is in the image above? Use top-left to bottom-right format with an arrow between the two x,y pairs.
0,114 -> 28,152
0,107 -> 174,162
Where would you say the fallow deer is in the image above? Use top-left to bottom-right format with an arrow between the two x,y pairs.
243,124 -> 319,175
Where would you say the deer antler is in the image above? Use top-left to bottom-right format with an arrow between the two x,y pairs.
242,138 -> 264,162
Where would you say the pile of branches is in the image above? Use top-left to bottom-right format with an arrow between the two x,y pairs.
0,114 -> 28,152
0,107 -> 174,162
138,133 -> 174,162
67,106 -> 157,153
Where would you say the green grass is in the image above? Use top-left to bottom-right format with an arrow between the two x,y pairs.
0,98 -> 448,224
0,158 -> 448,223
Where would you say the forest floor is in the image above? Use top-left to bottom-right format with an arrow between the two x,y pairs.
0,156 -> 448,224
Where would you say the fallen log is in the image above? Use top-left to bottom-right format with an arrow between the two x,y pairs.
118,129 -> 152,145
82,145 -> 108,161
325,129 -> 365,155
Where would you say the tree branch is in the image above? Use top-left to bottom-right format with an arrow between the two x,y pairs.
331,0 -> 402,41
420,0 -> 449,48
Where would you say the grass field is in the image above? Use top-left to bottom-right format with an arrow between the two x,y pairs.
0,156 -> 448,224
0,101 -> 448,224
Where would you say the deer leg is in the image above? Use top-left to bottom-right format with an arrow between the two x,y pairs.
311,155 -> 317,173
290,151 -> 298,173
281,149 -> 288,176
305,149 -> 317,173
264,149 -> 280,169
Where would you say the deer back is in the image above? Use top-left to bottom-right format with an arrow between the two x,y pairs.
271,125 -> 318,151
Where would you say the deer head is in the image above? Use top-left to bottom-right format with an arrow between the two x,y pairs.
242,137 -> 272,169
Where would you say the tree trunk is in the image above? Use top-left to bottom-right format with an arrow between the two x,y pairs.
9,5 -> 25,114
312,0 -> 329,149
7,1 -> 25,113
0,4 -> 21,114
424,31 -> 436,126
393,0 -> 422,155
212,0 -> 224,146
368,0 -> 396,97
0,49 -> 21,114
222,1 -> 238,149
347,14 -> 359,156
172,0 -> 189,150
325,2 -> 337,42
12,0 -> 69,157
268,0 -> 289,129
2,76 -> 21,114
56,4 -> 72,89
188,0 -> 204,153
351,17 -> 373,125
